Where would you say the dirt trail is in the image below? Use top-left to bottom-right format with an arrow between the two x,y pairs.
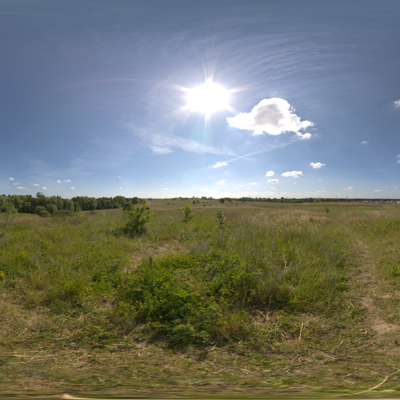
350,235 -> 399,339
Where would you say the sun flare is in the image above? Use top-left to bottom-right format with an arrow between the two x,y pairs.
187,83 -> 229,115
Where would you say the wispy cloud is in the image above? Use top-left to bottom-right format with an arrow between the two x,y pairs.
248,182 -> 257,186
213,161 -> 228,168
362,141 -> 369,145
396,155 -> 400,163
42,187 -> 47,190
394,100 -> 400,108
70,187 -> 75,190
65,179 -> 71,182
310,162 -> 325,169
16,186 -> 29,191
9,177 -> 14,181
268,179 -> 279,183
227,98 -> 313,136
282,171 -> 303,178
266,171 -> 274,177
217,180 -> 226,185
13,182 -> 20,185
33,183 -> 40,186
373,189 -> 382,192
164,188 -> 168,190
57,180 -> 62,183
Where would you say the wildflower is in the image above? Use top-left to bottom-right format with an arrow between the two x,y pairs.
0,271 -> 5,280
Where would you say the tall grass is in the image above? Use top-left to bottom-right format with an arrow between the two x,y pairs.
0,207 -> 350,346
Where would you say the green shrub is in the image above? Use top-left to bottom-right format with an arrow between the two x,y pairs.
39,210 -> 51,217
117,253 -> 263,344
182,204 -> 194,222
122,199 -> 152,236
34,205 -> 46,215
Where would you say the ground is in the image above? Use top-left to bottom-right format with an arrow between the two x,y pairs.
1,200 -> 400,397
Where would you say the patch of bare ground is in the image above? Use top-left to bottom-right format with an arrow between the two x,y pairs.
350,236 -> 399,340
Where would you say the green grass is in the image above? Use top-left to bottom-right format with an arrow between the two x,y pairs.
1,202 -> 400,395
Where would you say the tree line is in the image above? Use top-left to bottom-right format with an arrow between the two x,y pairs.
0,193 -> 140,217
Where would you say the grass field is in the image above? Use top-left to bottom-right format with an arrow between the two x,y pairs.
1,199 -> 400,396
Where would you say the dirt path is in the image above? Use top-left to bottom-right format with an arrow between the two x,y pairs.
349,234 -> 399,340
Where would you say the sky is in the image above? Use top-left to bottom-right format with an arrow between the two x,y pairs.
1,0 -> 400,199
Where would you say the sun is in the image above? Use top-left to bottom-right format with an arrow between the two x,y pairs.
187,82 -> 229,115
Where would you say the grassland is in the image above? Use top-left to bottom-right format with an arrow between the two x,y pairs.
1,199 -> 400,397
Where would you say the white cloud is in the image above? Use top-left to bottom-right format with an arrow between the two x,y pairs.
395,186 -> 399,189
16,186 -> 29,191
70,187 -> 75,190
238,184 -> 244,187
318,180 -> 323,182
266,171 -> 274,177
386,187 -> 389,189
118,176 -> 121,178
213,161 -> 228,168
203,189 -> 209,191
294,182 -> 297,184
397,155 -> 400,163
272,188 -> 278,190
394,100 -> 400,107
362,141 -> 369,145
33,183 -> 40,186
57,180 -> 61,183
13,183 -> 20,185
64,179 -> 71,182
348,187 -> 355,191
227,98 -> 313,136
296,132 -> 312,140
282,171 -> 303,178
164,188 -> 168,190
120,187 -> 123,189
309,162 -> 326,169
268,179 -> 279,183
42,187 -> 47,190
248,182 -> 258,186
9,177 -> 14,181
217,180 -> 226,185
373,189 -> 382,192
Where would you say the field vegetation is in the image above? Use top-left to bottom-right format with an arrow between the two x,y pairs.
1,198 -> 400,396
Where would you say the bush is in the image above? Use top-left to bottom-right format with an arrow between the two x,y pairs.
34,206 -> 46,215
117,253 -> 263,344
182,204 -> 194,223
53,210 -> 73,219
122,199 -> 152,236
39,210 -> 52,218
1,204 -> 18,225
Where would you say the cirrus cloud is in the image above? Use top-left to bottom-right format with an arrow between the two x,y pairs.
373,189 -> 382,192
310,162 -> 326,169
282,171 -> 303,178
227,98 -> 313,136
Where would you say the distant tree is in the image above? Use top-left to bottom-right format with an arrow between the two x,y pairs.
219,198 -> 225,204
1,204 -> 18,225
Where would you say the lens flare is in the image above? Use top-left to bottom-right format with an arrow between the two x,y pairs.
187,83 -> 229,115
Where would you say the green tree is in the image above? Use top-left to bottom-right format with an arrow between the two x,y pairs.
219,198 -> 225,204
123,199 -> 152,236
182,204 -> 194,222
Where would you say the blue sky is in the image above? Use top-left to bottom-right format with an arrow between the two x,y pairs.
1,0 -> 400,199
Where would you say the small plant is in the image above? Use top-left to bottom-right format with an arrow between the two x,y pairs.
182,204 -> 194,223
325,206 -> 330,214
216,210 -> 225,233
1,204 -> 18,225
123,199 -> 153,236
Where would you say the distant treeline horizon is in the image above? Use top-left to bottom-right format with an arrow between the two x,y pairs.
0,192 -> 399,217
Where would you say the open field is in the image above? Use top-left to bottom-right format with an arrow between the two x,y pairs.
1,200 -> 400,397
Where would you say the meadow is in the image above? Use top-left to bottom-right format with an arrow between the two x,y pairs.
1,199 -> 400,396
